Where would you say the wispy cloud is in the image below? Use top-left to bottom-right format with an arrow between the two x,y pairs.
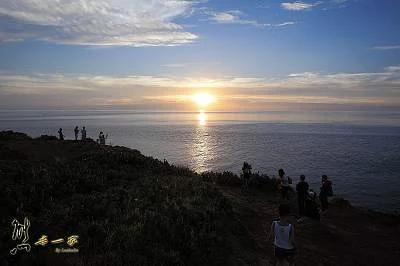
0,66 -> 399,108
371,45 -> 400,50
281,1 -> 321,11
0,0 -> 199,46
208,10 -> 265,26
281,1 -> 349,11
274,22 -> 297,27
207,10 -> 295,27
330,0 -> 349,5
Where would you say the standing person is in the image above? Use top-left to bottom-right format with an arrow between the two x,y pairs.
267,204 -> 296,266
241,161 -> 252,192
74,126 -> 79,141
278,169 -> 290,201
81,126 -> 87,141
296,175 -> 309,216
319,175 -> 333,212
98,131 -> 105,145
58,128 -> 64,140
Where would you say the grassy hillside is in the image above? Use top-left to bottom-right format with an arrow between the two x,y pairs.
2,131 -> 399,266
0,131 -> 270,266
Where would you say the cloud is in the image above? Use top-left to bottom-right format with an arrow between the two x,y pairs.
0,66 -> 399,109
207,10 -> 295,27
281,1 -> 321,11
281,1 -> 348,11
371,45 -> 400,50
274,22 -> 296,27
208,10 -> 264,26
330,0 -> 349,5
0,0 -> 199,46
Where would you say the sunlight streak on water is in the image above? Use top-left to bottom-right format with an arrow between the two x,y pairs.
198,110 -> 207,126
191,113 -> 213,172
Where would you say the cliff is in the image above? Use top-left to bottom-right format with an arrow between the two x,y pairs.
0,131 -> 399,265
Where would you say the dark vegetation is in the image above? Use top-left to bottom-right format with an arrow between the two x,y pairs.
1,130 -> 399,266
201,171 -> 277,191
0,131 -> 273,266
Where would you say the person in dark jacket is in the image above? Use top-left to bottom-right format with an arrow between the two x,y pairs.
58,128 -> 64,140
241,161 -> 252,192
319,175 -> 332,211
74,126 -> 79,141
296,175 -> 309,216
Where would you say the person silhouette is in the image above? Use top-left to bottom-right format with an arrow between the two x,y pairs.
74,126 -> 79,141
58,128 -> 64,140
99,131 -> 105,145
81,126 -> 87,141
241,161 -> 252,192
319,175 -> 332,212
278,169 -> 290,200
296,175 -> 309,216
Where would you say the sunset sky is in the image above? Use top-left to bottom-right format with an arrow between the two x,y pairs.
0,0 -> 399,111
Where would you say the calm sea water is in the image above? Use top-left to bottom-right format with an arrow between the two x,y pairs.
1,110 -> 400,212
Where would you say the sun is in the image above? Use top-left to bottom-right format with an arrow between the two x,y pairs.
192,93 -> 215,107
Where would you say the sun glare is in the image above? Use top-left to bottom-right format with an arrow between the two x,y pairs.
192,93 -> 215,107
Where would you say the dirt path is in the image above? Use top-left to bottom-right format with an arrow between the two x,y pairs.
219,186 -> 400,266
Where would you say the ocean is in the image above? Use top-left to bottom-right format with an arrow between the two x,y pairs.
1,109 -> 400,212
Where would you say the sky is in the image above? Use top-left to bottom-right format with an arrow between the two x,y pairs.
0,0 -> 399,112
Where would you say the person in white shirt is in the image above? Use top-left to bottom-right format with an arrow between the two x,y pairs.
267,204 -> 296,266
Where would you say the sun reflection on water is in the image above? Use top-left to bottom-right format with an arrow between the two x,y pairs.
191,111 -> 212,173
198,110 -> 207,126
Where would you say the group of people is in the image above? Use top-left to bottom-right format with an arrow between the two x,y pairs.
74,126 -> 87,141
272,171 -> 333,266
58,126 -> 87,141
276,168 -> 333,215
57,127 -> 107,145
241,164 -> 334,265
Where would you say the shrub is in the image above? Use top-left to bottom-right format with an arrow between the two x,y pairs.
0,130 -> 31,141
0,134 -> 256,265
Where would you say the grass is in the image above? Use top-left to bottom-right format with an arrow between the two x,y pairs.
0,131 -> 275,266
